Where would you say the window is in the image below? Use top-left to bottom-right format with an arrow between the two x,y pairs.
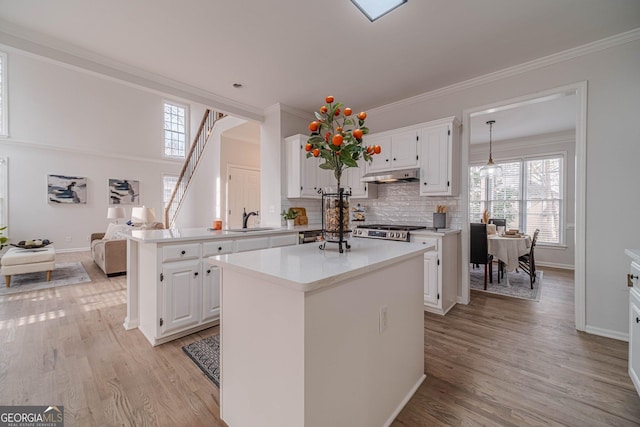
163,101 -> 188,158
0,51 -> 7,137
470,155 -> 564,245
0,157 -> 7,230
163,175 -> 179,207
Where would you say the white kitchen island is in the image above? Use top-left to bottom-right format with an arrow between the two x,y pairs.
209,238 -> 432,427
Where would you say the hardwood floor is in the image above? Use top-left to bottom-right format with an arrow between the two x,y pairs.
0,252 -> 638,426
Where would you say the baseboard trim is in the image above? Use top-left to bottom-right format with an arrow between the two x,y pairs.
585,325 -> 628,342
536,261 -> 574,270
56,247 -> 90,254
383,374 -> 426,427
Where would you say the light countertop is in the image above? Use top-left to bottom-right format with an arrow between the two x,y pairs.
411,228 -> 460,237
125,226 -> 311,243
208,238 -> 432,293
625,249 -> 640,264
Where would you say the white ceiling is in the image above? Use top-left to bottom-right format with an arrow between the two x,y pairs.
0,0 -> 639,119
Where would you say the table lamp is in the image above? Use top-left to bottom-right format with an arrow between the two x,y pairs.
107,207 -> 126,224
131,206 -> 156,229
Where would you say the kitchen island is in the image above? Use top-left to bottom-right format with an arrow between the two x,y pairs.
124,226 -> 302,345
209,238 -> 432,427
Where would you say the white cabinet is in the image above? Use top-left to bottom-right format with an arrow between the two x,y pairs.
161,259 -> 201,334
418,118 -> 460,196
411,231 -> 460,315
368,131 -> 418,172
627,254 -> 640,397
136,231 -> 299,346
286,134 -> 334,198
344,164 -> 377,199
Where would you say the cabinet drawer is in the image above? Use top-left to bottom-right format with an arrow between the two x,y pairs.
412,236 -> 438,252
203,240 -> 234,256
162,243 -> 201,262
235,237 -> 270,253
631,261 -> 640,290
270,234 -> 298,248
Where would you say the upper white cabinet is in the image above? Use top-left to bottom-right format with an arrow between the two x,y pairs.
286,134 -> 335,198
286,134 -> 377,199
418,117 -> 460,196
368,131 -> 418,172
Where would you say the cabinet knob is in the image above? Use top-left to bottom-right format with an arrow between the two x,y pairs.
385,159 -> 389,162
636,317 -> 640,324
194,271 -> 199,276
207,269 -> 211,274
423,182 -> 427,186
181,250 -> 186,255
393,158 -> 397,161
218,246 -> 222,251
628,273 -> 638,287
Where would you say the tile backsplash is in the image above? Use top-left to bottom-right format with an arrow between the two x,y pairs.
283,181 -> 461,229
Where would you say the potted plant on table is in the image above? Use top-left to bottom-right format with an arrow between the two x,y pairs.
305,96 -> 380,251
281,208 -> 299,230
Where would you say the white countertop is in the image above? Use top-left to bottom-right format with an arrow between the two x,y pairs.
626,249 -> 640,264
411,228 -> 460,237
208,238 -> 432,293
125,226 -> 305,243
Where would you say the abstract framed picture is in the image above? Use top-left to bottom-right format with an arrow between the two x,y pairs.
109,179 -> 140,205
47,174 -> 88,204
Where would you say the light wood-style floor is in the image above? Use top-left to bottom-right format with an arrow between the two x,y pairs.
0,252 -> 638,426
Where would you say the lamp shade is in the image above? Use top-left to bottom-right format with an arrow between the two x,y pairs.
107,207 -> 126,219
131,206 -> 156,224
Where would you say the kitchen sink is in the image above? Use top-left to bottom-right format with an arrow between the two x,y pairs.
225,227 -> 277,232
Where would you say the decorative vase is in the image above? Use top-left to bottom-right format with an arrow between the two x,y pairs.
321,185 -> 351,253
286,219 -> 295,229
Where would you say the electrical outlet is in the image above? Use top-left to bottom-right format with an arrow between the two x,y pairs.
379,305 -> 388,334
65,236 -> 72,242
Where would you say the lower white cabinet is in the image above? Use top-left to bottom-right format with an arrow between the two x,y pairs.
627,255 -> 640,396
138,232 -> 298,345
411,231 -> 460,315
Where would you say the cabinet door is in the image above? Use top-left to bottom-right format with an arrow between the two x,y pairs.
201,264 -> 221,323
161,260 -> 200,334
235,237 -> 270,252
301,149 -> 321,198
419,125 -> 450,195
317,161 -> 335,194
391,130 -> 418,169
630,289 -> 640,396
368,135 -> 393,171
344,165 -> 366,198
423,251 -> 439,307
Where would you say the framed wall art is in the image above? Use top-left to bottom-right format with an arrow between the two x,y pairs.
47,174 -> 87,204
109,178 -> 139,205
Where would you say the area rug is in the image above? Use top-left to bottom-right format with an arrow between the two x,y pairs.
183,335 -> 220,387
470,266 -> 543,301
0,262 -> 91,296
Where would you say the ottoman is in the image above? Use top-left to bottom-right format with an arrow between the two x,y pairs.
0,246 -> 56,287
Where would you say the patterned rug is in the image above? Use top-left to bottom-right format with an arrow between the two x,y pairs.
183,335 -> 220,387
470,265 -> 543,301
0,262 -> 91,296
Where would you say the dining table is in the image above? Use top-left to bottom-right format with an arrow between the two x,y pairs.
487,234 -> 531,271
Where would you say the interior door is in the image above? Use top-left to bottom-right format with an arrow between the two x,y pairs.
227,166 -> 261,228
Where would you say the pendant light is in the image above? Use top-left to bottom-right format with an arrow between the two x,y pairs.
479,120 -> 502,178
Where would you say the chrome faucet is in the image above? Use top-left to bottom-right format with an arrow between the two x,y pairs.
242,208 -> 259,229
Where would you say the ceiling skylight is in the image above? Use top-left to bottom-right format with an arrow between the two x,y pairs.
351,0 -> 407,22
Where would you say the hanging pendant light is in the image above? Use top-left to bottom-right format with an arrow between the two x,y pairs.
479,120 -> 502,178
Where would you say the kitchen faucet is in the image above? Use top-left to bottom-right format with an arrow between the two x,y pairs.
242,208 -> 259,229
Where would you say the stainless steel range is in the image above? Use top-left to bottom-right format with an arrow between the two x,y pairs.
352,224 -> 427,242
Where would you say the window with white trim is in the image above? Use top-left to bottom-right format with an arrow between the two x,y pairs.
163,101 -> 188,158
469,155 -> 564,245
163,174 -> 179,207
0,51 -> 7,137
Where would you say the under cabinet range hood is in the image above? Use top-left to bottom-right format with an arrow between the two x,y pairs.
361,168 -> 420,184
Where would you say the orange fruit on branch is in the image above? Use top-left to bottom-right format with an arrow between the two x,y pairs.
332,134 -> 344,146
357,111 -> 367,120
325,96 -> 334,103
373,145 -> 381,154
334,108 -> 341,116
344,108 -> 352,116
325,132 -> 331,142
309,121 -> 319,132
353,128 -> 363,139
305,143 -> 312,152
312,148 -> 320,157
320,106 -> 328,114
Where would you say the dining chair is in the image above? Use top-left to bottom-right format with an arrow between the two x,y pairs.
518,228 -> 540,288
470,223 -> 494,289
488,218 -> 507,280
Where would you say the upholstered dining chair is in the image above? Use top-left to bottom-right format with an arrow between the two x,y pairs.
518,228 -> 540,288
470,223 -> 494,289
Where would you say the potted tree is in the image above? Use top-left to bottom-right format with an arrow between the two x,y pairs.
281,208 -> 299,229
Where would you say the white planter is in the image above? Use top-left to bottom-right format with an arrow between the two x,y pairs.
287,219 -> 295,229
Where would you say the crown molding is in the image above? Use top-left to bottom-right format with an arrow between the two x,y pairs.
0,19 -> 265,122
370,27 -> 640,114
279,103 -> 312,121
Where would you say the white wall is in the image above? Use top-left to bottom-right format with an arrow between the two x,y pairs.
350,38 -> 640,337
469,131 -> 576,269
1,50 -> 183,250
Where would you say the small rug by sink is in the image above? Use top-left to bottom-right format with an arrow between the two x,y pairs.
0,262 -> 91,296
470,265 -> 542,301
183,334 -> 220,387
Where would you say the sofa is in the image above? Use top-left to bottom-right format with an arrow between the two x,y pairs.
91,222 -> 164,276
